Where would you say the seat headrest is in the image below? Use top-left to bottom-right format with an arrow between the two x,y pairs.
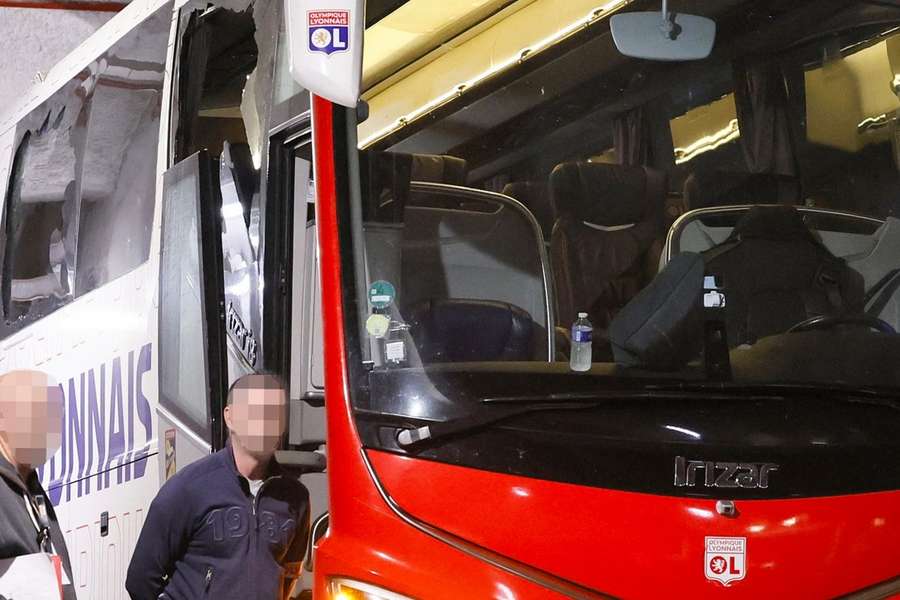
550,163 -> 666,226
502,181 -> 546,203
729,205 -> 819,244
410,154 -> 468,185
684,171 -> 800,210
501,181 -> 553,238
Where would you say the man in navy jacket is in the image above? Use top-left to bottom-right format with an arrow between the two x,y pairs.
126,373 -> 310,600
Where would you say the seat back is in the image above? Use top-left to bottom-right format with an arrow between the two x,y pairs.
549,162 -> 666,334
704,206 -> 865,346
410,154 -> 468,185
502,181 -> 554,240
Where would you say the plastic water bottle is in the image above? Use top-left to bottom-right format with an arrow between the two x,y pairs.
570,312 -> 593,372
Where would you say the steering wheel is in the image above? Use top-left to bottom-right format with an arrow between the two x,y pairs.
787,314 -> 897,334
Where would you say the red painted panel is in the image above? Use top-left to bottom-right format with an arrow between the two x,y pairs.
309,96 -> 899,598
368,450 -> 900,599
311,95 -> 574,600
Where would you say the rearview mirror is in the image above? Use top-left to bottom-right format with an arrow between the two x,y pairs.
611,5 -> 715,62
284,0 -> 365,107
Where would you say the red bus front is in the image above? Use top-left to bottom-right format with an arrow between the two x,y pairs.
309,1 -> 900,597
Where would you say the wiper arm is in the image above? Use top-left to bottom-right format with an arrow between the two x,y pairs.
396,383 -> 900,449
396,388 -> 786,449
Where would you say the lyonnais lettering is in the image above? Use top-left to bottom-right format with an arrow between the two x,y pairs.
674,456 -> 779,489
308,9 -> 350,55
308,11 -> 349,26
36,343 -> 154,506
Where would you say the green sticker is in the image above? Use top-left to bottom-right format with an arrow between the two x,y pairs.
368,280 -> 396,309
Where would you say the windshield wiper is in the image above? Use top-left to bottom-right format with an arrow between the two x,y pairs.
395,383 -> 900,449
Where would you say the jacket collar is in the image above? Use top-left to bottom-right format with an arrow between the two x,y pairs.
218,438 -> 282,481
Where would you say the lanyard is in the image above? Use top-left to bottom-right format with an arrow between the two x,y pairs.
22,488 -> 53,553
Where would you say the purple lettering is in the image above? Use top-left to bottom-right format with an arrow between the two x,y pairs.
132,343 -> 153,479
66,375 -> 86,501
106,357 -> 125,487
86,364 -> 107,494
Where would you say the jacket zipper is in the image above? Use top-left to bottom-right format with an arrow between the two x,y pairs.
251,475 -> 282,516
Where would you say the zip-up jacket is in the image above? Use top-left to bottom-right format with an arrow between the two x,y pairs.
0,455 -> 76,600
125,443 -> 310,600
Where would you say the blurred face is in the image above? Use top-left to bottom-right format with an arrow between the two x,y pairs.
0,370 -> 64,469
224,375 -> 287,456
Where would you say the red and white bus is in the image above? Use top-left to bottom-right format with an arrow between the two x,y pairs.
304,0 -> 900,597
2,0 -> 899,597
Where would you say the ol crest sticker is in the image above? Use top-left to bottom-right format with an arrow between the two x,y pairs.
308,10 -> 350,55
704,537 -> 746,586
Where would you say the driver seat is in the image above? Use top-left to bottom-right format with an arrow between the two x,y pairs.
703,206 -> 865,346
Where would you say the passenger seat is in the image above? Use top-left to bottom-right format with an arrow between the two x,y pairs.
549,162 -> 667,343
502,181 -> 554,240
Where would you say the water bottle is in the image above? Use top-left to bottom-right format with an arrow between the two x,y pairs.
570,312 -> 593,372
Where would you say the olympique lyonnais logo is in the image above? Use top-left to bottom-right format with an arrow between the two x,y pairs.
308,10 -> 350,55
704,536 -> 747,586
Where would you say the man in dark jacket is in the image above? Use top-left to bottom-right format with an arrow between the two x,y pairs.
0,370 -> 76,600
126,373 -> 310,600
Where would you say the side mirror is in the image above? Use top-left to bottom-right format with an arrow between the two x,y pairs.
611,4 -> 715,62
284,0 -> 365,107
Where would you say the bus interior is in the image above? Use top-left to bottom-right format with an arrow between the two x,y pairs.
344,0 -> 900,393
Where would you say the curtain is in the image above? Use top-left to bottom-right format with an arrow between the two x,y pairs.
613,100 -> 675,172
733,58 -> 800,175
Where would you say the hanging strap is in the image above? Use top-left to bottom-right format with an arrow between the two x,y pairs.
22,487 -> 53,553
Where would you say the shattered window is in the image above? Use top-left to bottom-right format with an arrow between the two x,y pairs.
0,3 -> 172,338
75,5 -> 170,296
1,75 -> 86,334
173,0 -> 282,377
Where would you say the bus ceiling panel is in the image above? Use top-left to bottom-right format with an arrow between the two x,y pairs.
386,30 -> 628,156
382,0 -> 744,161
361,0 -> 750,153
382,0 -> 882,181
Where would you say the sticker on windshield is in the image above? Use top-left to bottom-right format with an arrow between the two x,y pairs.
308,10 -> 350,56
366,314 -> 391,339
704,537 -> 746,586
368,280 -> 396,309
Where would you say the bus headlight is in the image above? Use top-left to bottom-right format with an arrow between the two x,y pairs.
329,578 -> 414,600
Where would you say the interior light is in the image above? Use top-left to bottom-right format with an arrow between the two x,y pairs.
359,0 -> 631,148
328,578 -> 414,600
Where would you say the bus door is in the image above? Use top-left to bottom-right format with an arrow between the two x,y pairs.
156,150 -> 229,478
268,118 -> 330,592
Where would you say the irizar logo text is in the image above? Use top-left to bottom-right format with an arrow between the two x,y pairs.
674,456 -> 779,489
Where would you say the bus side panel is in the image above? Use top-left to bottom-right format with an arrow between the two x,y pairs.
1,264 -> 160,600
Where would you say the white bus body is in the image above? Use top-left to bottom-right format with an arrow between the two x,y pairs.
0,0 -> 326,597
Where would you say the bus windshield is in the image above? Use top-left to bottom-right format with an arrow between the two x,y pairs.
350,0 -> 900,420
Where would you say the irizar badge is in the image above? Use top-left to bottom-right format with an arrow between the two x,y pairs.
308,10 -> 350,55
704,536 -> 746,586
